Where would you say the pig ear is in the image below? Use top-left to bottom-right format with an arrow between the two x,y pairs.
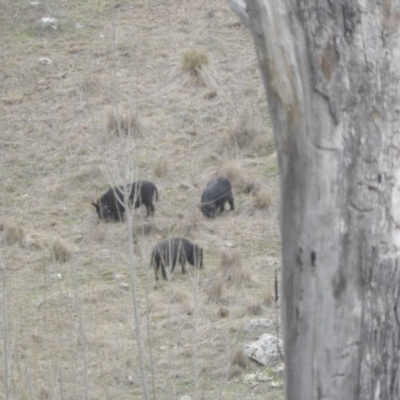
91,202 -> 100,211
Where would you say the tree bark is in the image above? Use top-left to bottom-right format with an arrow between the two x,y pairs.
229,1 -> 400,399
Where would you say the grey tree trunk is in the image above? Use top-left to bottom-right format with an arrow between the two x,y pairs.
229,1 -> 400,399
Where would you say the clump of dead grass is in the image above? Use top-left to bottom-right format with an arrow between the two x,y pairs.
51,238 -> 73,262
153,158 -> 169,178
106,108 -> 142,137
230,348 -> 249,370
221,112 -> 274,157
207,278 -> 224,304
228,348 -> 249,378
252,188 -> 272,210
246,302 -> 263,316
218,160 -> 243,183
220,249 -> 251,286
0,221 -> 25,246
228,114 -> 259,149
181,47 -> 209,76
218,160 -> 257,194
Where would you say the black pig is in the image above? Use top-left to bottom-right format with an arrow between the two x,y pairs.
200,177 -> 234,218
92,180 -> 158,221
150,237 -> 203,281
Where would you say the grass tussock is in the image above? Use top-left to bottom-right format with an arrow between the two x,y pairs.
246,302 -> 263,316
252,188 -> 272,210
207,278 -> 224,304
106,108 -> 142,137
220,249 -> 251,286
218,160 -> 257,194
228,348 -> 249,378
181,47 -> 209,76
218,160 -> 244,183
51,238 -> 73,262
153,158 -> 169,178
221,112 -> 274,156
229,114 -> 259,149
0,221 -> 25,246
230,348 -> 249,370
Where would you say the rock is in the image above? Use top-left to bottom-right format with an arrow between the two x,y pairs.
38,17 -> 58,31
244,333 -> 283,366
180,396 -> 192,400
245,319 -> 273,331
38,57 -> 52,65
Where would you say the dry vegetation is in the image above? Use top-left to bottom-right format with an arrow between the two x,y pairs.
0,1 -> 282,399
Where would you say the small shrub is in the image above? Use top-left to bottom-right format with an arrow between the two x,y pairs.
181,47 -> 209,76
252,188 -> 272,210
51,238 -> 72,262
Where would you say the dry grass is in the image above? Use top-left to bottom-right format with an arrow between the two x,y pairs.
228,113 -> 259,149
246,302 -> 264,316
228,348 -> 249,378
207,277 -> 224,304
218,159 -> 244,183
51,238 -> 73,262
153,157 -> 169,178
221,112 -> 274,158
218,160 -> 259,194
106,108 -> 143,137
253,188 -> 272,210
181,47 -> 209,76
230,348 -> 249,370
0,1 -> 281,399
220,248 -> 252,286
0,221 -> 25,246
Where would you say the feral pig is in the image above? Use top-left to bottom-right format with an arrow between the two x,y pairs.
92,180 -> 158,221
150,237 -> 203,281
200,177 -> 234,218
